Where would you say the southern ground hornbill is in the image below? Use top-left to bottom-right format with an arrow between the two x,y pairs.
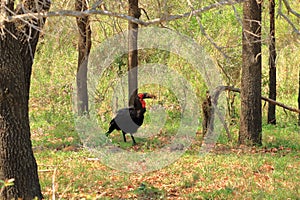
105,93 -> 156,145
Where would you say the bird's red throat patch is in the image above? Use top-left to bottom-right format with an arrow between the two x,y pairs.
138,93 -> 146,108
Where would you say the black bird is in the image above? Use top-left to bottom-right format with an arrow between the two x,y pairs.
105,93 -> 156,145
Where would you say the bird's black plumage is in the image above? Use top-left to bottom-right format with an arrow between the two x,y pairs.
105,93 -> 155,145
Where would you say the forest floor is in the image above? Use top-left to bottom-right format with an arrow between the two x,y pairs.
33,125 -> 300,199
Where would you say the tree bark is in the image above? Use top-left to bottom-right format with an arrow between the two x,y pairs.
239,0 -> 262,146
202,91 -> 213,136
0,1 -> 50,199
267,0 -> 277,124
75,0 -> 91,116
128,0 -> 140,106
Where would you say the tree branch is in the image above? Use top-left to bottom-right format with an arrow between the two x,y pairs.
1,0 -> 244,26
282,0 -> 300,18
278,0 -> 300,35
232,5 -> 242,25
209,89 -> 232,141
218,86 -> 300,114
91,0 -> 104,10
186,0 -> 231,59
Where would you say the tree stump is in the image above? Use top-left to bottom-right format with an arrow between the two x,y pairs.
202,91 -> 214,136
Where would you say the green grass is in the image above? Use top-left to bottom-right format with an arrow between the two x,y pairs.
35,140 -> 300,199
262,124 -> 300,150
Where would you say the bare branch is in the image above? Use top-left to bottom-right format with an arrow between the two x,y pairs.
210,88 -> 232,141
232,5 -> 242,25
1,0 -> 244,26
199,22 -> 230,59
221,86 -> 300,114
91,0 -> 104,10
282,0 -> 300,18
140,7 -> 150,20
278,0 -> 300,35
186,0 -> 231,59
278,12 -> 300,35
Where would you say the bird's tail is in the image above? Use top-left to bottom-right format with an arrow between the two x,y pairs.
105,131 -> 110,137
105,119 -> 116,137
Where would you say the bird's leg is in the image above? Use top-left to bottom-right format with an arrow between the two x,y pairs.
122,131 -> 127,142
130,134 -> 137,145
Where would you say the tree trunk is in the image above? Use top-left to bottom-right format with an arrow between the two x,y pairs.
267,0 -> 277,124
239,0 -> 262,146
128,0 -> 140,106
0,1 -> 50,199
75,0 -> 91,116
298,69 -> 300,126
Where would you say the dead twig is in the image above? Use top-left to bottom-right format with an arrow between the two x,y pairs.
38,169 -> 56,172
140,7 -> 150,20
52,168 -> 57,200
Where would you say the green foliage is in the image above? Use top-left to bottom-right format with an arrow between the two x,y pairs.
263,124 -> 300,150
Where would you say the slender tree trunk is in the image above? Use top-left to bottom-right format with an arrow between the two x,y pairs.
267,0 -> 277,124
75,0 -> 91,116
298,69 -> 300,125
128,0 -> 140,106
239,0 -> 262,146
0,1 -> 50,199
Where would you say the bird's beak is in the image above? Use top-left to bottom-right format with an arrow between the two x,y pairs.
145,93 -> 156,99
